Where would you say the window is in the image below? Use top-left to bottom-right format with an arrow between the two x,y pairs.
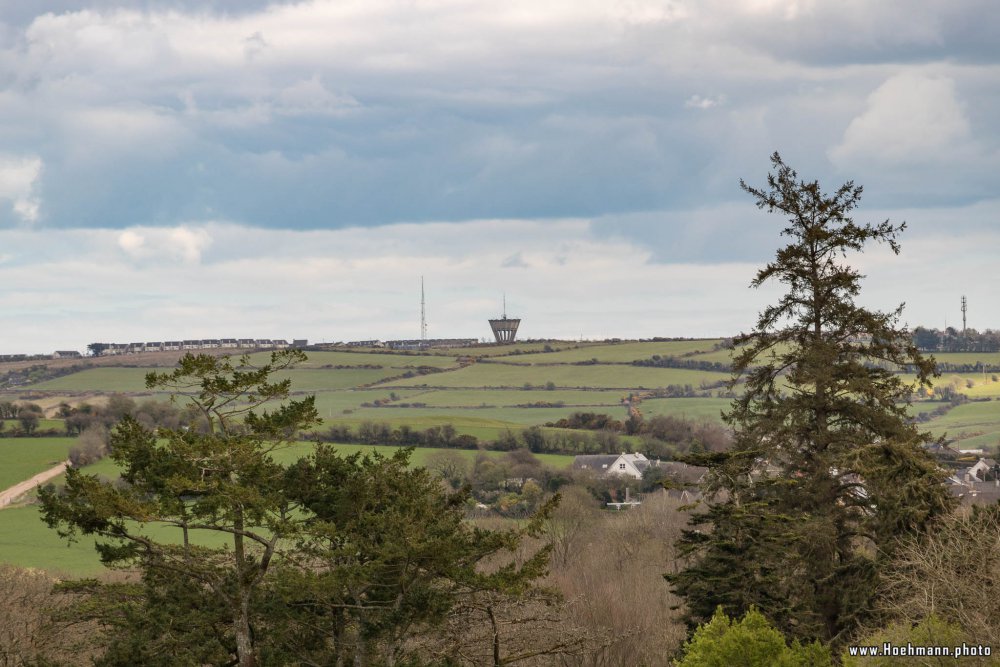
619,463 -> 626,470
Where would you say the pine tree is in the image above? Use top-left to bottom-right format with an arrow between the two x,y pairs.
40,351 -> 559,665
668,153 -> 953,646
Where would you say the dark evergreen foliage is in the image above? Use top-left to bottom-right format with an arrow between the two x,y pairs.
668,153 -> 953,646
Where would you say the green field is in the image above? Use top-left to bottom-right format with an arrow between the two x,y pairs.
919,401 -> 1000,451
929,352 -> 1000,368
932,373 -> 1000,399
327,407 -> 622,433
514,339 -> 723,364
24,367 -> 163,392
245,350 -> 462,369
5,342 -> 997,452
638,397 -> 731,423
0,437 -> 75,490
380,362 -> 731,390
3,339 -> 1000,577
393,388 -> 627,408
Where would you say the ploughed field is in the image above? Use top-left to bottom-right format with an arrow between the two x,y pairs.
1,339 -> 998,574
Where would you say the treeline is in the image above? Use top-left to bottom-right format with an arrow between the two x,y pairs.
913,326 -> 1000,353
547,412 -> 731,455
64,396 -> 214,466
0,362 -> 93,389
305,412 -> 730,459
304,420 -> 632,455
0,402 -> 47,437
633,355 -> 733,373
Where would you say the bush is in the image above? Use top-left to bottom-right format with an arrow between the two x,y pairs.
677,606 -> 831,667
68,424 -> 110,467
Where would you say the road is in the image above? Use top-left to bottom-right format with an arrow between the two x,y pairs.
0,460 -> 70,508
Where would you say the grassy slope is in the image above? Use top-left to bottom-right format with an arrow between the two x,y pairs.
380,362 -> 731,389
0,437 -> 75,490
515,339 -> 723,364
4,339 -> 1000,577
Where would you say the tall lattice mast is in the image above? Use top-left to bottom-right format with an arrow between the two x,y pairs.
961,295 -> 967,336
420,276 -> 427,341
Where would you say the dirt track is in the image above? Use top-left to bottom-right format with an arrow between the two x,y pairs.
0,461 -> 70,508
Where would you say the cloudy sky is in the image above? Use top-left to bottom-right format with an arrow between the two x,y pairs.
1,1 -> 997,353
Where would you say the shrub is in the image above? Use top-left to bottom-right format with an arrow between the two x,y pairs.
68,424 -> 110,467
677,606 -> 831,667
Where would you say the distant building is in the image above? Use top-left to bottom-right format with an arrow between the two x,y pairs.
346,340 -> 384,348
52,350 -> 82,359
572,452 -> 656,480
488,296 -> 520,344
384,338 -> 476,350
944,457 -> 1000,506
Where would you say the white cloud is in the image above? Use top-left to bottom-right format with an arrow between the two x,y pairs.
2,204 -> 995,354
830,71 -> 974,167
275,76 -> 360,117
0,155 -> 42,224
117,225 -> 213,264
685,94 -> 726,109
0,218 -> 766,352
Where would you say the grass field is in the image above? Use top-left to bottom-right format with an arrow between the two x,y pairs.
0,437 -> 75,490
245,350 -> 462,369
511,339 -> 724,364
421,341 -> 589,357
919,401 -> 1000,451
393,388 -> 627,408
4,340 -> 999,473
330,406 -> 624,431
932,373 -> 1000,399
4,339 -> 1000,577
24,367 -> 163,392
638,397 -> 731,423
0,506 -> 106,574
928,352 -> 1000,368
380,362 -> 731,390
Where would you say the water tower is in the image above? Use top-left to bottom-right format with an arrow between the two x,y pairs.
488,296 -> 520,344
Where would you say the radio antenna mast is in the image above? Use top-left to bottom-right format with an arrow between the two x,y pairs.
961,295 -> 967,335
420,277 -> 427,341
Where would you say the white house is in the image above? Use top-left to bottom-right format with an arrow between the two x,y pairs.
572,452 -> 654,480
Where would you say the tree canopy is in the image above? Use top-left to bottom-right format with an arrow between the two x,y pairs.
40,351 -> 556,666
668,153 -> 952,646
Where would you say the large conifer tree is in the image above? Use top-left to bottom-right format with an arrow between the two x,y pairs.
668,153 -> 952,645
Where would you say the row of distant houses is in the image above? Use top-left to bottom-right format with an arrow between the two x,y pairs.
86,339 -> 308,357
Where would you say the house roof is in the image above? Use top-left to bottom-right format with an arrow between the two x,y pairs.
659,461 -> 708,486
572,455 -> 620,472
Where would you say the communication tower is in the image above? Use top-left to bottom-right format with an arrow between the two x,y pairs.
421,277 -> 427,341
488,294 -> 520,344
961,295 -> 967,335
